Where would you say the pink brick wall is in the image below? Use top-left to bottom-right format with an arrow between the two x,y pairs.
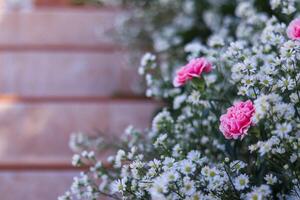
0,6 -> 159,199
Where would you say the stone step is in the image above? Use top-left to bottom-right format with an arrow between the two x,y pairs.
0,100 -> 159,164
0,51 -> 142,97
0,8 -> 122,48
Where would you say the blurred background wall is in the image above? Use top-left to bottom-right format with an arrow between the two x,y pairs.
0,0 -> 157,199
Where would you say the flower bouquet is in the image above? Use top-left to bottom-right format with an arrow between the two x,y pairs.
60,0 -> 300,199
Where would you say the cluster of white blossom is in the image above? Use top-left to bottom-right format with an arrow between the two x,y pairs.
270,0 -> 298,15
60,0 -> 300,199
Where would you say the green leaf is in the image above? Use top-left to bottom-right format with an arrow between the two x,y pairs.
191,77 -> 206,93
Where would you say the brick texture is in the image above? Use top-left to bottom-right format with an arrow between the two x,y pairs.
0,8 -> 122,47
0,171 -> 76,200
0,6 -> 158,199
0,101 -> 159,163
0,52 -> 142,97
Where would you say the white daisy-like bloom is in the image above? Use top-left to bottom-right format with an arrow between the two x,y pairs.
245,184 -> 271,200
58,191 -> 71,200
188,90 -> 202,105
148,159 -> 162,169
189,192 -> 205,200
277,76 -> 296,92
131,161 -> 146,179
235,1 -> 256,18
258,184 -> 272,196
273,123 -> 292,138
111,178 -> 127,194
163,157 -> 176,171
154,133 -> 168,147
261,64 -> 278,75
241,75 -> 255,88
243,57 -> 257,73
114,149 -> 126,168
289,93 -> 300,104
270,0 -> 281,10
179,159 -> 196,175
207,174 -> 228,192
238,86 -> 249,96
140,52 -> 156,67
152,109 -> 174,133
173,94 -> 187,110
264,174 -> 278,185
145,74 -> 153,86
187,150 -> 201,162
181,177 -> 196,196
230,160 -> 247,173
259,142 -> 273,156
202,166 -> 220,181
172,144 -> 182,158
280,40 -> 297,59
245,191 -> 264,200
146,88 -> 153,97
139,52 -> 156,75
225,41 -> 246,58
272,147 -> 286,154
259,74 -> 273,87
208,35 -> 225,47
249,144 -> 258,153
149,176 -> 169,199
99,175 -> 108,191
253,96 -> 269,120
71,154 -> 81,167
200,136 -> 209,144
127,146 -> 137,160
273,102 -> 295,120
163,170 -> 180,182
290,153 -> 298,163
257,136 -> 281,156
234,174 -> 249,191
281,1 -> 296,15
184,41 -> 204,58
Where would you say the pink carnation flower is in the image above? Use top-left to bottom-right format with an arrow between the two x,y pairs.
287,18 -> 300,40
173,57 -> 212,87
219,100 -> 255,140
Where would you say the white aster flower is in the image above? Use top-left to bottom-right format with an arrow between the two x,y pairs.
149,176 -> 169,199
188,90 -> 201,105
290,153 -> 298,163
163,170 -> 180,182
163,157 -> 175,170
273,123 -> 292,138
264,174 -> 278,185
179,159 -> 196,175
277,76 -> 296,92
181,177 -> 196,196
152,109 -> 174,133
187,150 -> 201,162
230,160 -> 247,173
110,178 -> 127,194
154,134 -> 168,147
289,93 -> 300,104
173,94 -> 187,110
71,154 -> 81,167
234,174 -> 249,191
